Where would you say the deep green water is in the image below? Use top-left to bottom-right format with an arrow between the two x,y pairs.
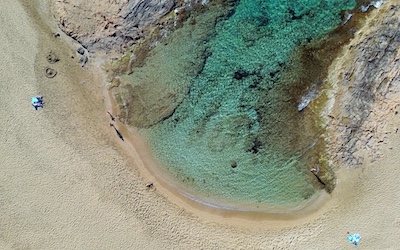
123,0 -> 356,211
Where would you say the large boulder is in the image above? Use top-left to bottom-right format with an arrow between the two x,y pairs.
52,0 -> 179,53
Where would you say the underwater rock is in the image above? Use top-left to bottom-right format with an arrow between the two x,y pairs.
233,69 -> 250,80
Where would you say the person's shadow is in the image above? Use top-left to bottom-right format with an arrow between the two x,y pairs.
110,123 -> 124,141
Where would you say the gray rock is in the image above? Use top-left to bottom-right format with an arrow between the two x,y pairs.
330,4 -> 400,167
52,0 -> 182,54
77,47 -> 85,55
78,55 -> 88,67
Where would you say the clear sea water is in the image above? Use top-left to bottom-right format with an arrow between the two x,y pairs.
122,0 -> 356,211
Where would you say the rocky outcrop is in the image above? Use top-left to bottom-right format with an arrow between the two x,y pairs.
103,1 -> 235,128
52,0 -> 180,54
51,0 -> 237,128
326,2 -> 400,167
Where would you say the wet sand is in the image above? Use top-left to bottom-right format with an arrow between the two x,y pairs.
1,0 -> 399,249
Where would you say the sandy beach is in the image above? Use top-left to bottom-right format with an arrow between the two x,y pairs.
1,0 -> 399,249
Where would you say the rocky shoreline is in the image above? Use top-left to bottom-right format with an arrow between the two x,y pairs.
50,0 -> 399,198
52,0 -> 175,54
3,0 -> 400,248
51,0 -> 232,56
325,2 -> 400,169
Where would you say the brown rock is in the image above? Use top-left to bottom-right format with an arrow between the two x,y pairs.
327,3 -> 400,168
51,0 -> 181,54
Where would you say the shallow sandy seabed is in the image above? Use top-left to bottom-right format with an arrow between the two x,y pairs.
0,0 -> 399,249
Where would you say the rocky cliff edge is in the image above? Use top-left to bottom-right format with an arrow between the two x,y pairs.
52,0 -> 185,54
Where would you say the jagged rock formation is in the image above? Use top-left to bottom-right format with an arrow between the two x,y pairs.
51,0 -> 181,54
103,1 -> 235,128
326,2 -> 400,167
51,0 -> 237,128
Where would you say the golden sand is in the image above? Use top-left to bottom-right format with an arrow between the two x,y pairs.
1,0 -> 399,249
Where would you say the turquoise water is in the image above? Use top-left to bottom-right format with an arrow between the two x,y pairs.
123,0 -> 356,211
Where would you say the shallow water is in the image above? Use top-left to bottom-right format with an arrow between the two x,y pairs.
123,0 -> 356,211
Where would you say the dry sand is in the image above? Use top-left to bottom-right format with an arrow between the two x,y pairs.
1,0 -> 399,249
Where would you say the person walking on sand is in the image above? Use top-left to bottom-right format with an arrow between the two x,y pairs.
107,111 -> 115,121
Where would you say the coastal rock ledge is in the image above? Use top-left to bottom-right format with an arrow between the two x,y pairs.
327,2 -> 400,168
52,0 -> 183,54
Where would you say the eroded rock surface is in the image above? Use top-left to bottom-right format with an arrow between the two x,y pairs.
327,3 -> 400,167
52,0 -> 237,128
107,1 -> 234,128
52,0 -> 180,53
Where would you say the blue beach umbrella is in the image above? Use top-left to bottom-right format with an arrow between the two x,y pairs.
347,233 -> 361,246
31,96 -> 43,110
31,97 -> 39,104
